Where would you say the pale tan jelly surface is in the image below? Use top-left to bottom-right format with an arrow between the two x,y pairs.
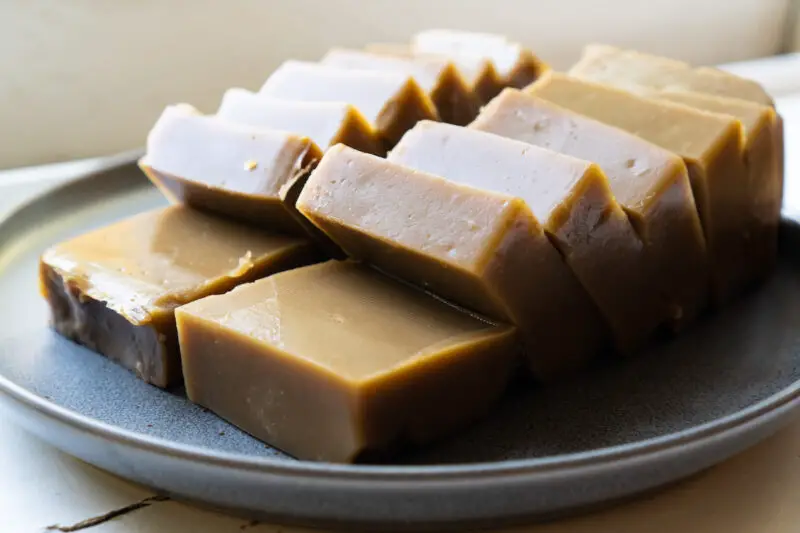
39,206 -> 316,387
569,44 -> 774,106
412,29 -> 548,93
471,89 -> 709,328
177,260 -> 517,463
139,104 -> 321,234
390,121 -> 664,353
297,144 -> 606,378
216,88 -> 383,156
320,48 -> 480,126
258,60 -> 439,149
527,73 -> 752,303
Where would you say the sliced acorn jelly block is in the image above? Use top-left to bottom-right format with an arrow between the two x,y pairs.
569,44 -> 783,275
655,91 -> 782,281
40,205 -> 317,387
321,48 -> 480,126
528,73 -> 751,304
390,121 -> 663,354
412,29 -> 549,95
139,104 -> 322,234
366,40 -> 505,105
177,261 -> 518,463
259,60 -> 439,150
471,89 -> 709,329
569,44 -> 774,106
216,88 -> 384,155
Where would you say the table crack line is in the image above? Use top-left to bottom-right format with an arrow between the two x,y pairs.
43,494 -> 171,532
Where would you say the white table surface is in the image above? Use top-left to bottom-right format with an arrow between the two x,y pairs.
2,65 -> 800,533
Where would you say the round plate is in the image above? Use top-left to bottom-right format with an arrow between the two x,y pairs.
1,156 -> 800,531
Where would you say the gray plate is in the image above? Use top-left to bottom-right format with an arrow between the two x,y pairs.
1,155 -> 800,531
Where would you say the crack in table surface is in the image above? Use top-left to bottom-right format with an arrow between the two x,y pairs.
44,495 -> 171,532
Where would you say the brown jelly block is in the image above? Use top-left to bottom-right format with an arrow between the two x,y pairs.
320,48 -> 480,126
471,89 -> 709,329
139,104 -> 321,234
259,60 -> 439,150
527,72 -> 751,304
40,206 -> 317,387
216,88 -> 384,156
177,260 -> 517,463
364,42 -> 503,105
569,44 -> 774,106
655,91 -> 782,281
412,29 -> 549,96
569,45 -> 782,281
390,121 -> 667,355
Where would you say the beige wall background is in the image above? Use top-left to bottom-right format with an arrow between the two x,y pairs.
0,0 -> 793,169
794,0 -> 800,50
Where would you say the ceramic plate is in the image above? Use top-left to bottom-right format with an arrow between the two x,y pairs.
1,155 -> 799,531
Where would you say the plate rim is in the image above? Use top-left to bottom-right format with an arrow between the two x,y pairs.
2,153 -> 800,482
